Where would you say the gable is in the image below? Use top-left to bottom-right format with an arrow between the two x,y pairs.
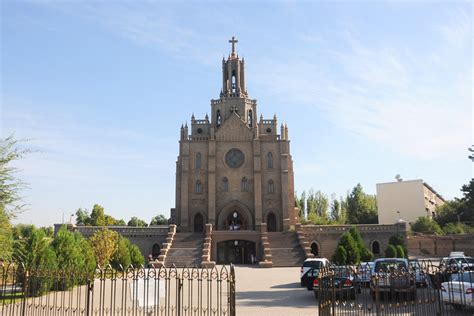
215,113 -> 254,141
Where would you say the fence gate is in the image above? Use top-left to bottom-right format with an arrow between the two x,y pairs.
0,262 -> 236,316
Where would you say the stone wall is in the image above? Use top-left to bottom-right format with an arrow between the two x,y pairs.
407,234 -> 474,257
56,224 -> 169,259
301,223 -> 406,259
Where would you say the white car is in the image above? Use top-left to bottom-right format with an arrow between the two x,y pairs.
441,271 -> 474,310
300,258 -> 329,287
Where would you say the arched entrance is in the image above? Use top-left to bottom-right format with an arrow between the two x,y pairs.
267,213 -> 277,232
152,243 -> 161,259
310,242 -> 319,257
371,241 -> 381,255
194,213 -> 204,233
217,202 -> 253,230
217,240 -> 256,264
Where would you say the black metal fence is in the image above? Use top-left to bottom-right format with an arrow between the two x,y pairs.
316,260 -> 474,316
0,262 -> 236,316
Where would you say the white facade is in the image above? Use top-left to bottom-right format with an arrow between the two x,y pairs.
376,179 -> 445,226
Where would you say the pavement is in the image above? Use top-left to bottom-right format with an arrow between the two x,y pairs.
234,266 -> 317,316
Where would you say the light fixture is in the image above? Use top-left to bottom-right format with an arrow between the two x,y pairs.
234,240 -> 238,246
233,211 -> 238,218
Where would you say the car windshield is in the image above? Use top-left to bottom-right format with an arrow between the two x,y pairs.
375,261 -> 407,272
333,267 -> 351,277
303,261 -> 322,269
451,272 -> 474,282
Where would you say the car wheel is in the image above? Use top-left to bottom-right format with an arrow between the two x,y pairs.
314,291 -> 319,300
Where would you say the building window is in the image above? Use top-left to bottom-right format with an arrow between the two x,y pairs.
372,241 -> 380,255
267,179 -> 274,193
195,180 -> 202,194
223,177 -> 229,192
267,152 -> 273,169
216,110 -> 222,128
241,177 -> 249,192
195,153 -> 201,170
248,109 -> 253,127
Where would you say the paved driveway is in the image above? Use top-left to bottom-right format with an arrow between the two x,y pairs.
234,266 -> 317,316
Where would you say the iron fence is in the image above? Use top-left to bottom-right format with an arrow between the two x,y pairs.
316,260 -> 474,316
0,262 -> 235,316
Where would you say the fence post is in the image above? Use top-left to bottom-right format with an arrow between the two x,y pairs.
177,275 -> 182,316
375,275 -> 380,316
21,269 -> 29,316
86,277 -> 93,316
229,264 -> 236,316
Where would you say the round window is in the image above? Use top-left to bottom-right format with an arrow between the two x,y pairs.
266,128 -> 272,133
197,128 -> 203,134
225,148 -> 245,168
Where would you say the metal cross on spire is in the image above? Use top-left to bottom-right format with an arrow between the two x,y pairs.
229,36 -> 238,55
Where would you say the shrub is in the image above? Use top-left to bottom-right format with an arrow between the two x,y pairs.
130,244 -> 145,267
411,217 -> 443,235
111,237 -> 132,270
385,244 -> 397,258
443,223 -> 464,235
332,246 -> 347,265
339,232 -> 360,264
395,245 -> 405,258
360,247 -> 374,262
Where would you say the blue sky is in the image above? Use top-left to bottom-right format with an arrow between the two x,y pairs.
1,1 -> 472,226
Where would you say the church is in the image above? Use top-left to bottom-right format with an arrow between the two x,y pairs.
168,37 -> 304,266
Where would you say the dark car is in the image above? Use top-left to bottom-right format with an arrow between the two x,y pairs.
313,266 -> 358,300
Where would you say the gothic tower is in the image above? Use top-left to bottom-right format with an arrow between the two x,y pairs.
173,37 -> 296,236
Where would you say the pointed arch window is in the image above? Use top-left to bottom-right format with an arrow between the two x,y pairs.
267,179 -> 274,194
216,110 -> 222,128
241,177 -> 249,192
222,177 -> 229,192
248,109 -> 253,127
231,70 -> 237,94
267,152 -> 273,169
195,153 -> 201,170
195,180 -> 202,194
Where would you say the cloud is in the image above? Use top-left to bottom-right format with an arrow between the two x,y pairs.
252,10 -> 472,161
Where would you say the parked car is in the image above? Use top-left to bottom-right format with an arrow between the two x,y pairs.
409,260 -> 427,287
313,266 -> 359,300
441,271 -> 474,310
440,252 -> 474,273
357,262 -> 375,286
370,258 -> 416,300
300,258 -> 329,287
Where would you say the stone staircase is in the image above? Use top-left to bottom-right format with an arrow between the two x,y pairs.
165,233 -> 204,267
267,231 -> 306,267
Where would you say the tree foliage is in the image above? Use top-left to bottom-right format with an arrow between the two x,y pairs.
395,245 -> 405,258
128,217 -> 148,227
339,232 -> 360,264
443,222 -> 465,234
75,205 -> 125,226
90,228 -> 119,267
411,217 -> 443,235
150,214 -> 168,226
347,184 -> 378,224
385,244 -> 397,258
332,246 -> 347,265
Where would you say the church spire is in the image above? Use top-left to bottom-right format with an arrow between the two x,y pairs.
221,36 -> 247,98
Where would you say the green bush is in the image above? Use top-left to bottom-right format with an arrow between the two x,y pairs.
385,244 -> 397,258
388,234 -> 408,258
130,244 -> 144,267
411,217 -> 443,235
339,232 -> 360,264
332,246 -> 347,265
360,247 -> 374,262
443,223 -> 464,235
395,245 -> 405,258
111,237 -> 132,270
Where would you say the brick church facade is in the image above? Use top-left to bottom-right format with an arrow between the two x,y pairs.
171,37 -> 297,237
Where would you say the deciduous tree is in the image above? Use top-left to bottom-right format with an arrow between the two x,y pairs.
90,228 -> 119,267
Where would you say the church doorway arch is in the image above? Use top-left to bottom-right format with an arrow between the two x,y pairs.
152,243 -> 161,259
217,202 -> 253,230
371,240 -> 381,255
194,213 -> 204,233
267,213 -> 277,232
310,242 -> 319,257
217,240 -> 256,264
